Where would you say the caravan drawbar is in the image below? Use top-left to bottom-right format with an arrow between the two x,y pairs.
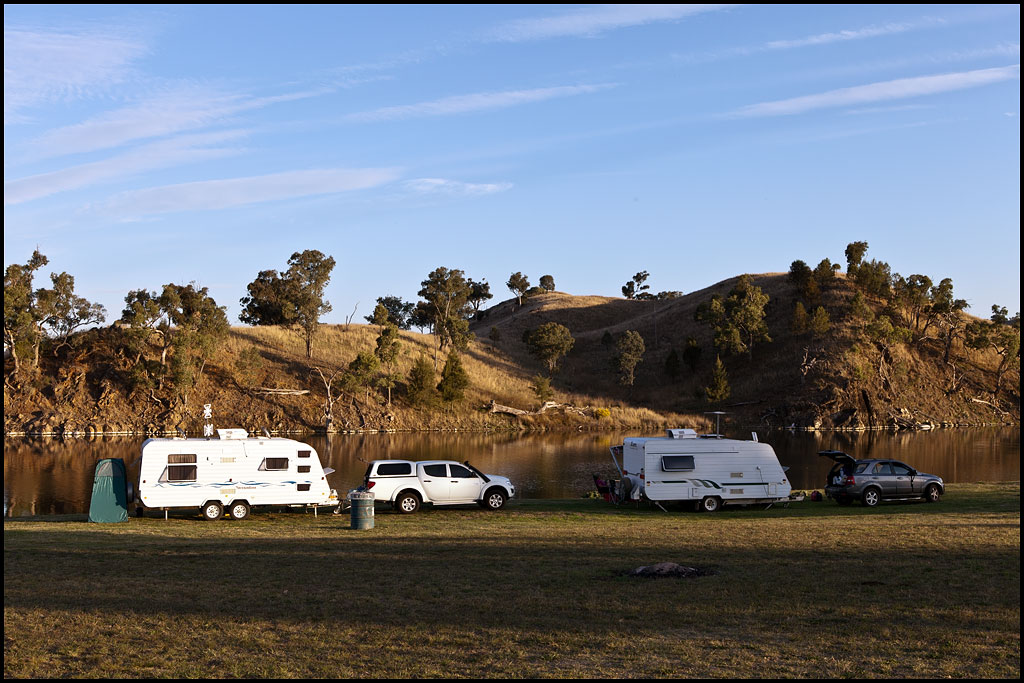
613,428 -> 792,511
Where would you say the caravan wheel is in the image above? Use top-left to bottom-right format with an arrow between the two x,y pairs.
201,502 -> 223,520
229,502 -> 251,520
699,496 -> 721,513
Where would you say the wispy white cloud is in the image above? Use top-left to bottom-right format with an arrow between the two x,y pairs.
346,84 -> 616,123
404,178 -> 513,196
486,4 -> 733,42
765,21 -> 940,50
731,64 -> 1021,118
674,16 -> 970,65
29,85 -> 330,159
97,167 -> 401,217
4,27 -> 148,124
4,130 -> 250,206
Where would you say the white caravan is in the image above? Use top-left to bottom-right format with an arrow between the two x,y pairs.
136,429 -> 338,520
612,428 -> 791,511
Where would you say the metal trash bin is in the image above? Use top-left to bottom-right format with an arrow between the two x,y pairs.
348,490 -> 375,530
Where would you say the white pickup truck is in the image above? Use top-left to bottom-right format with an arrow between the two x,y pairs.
361,460 -> 516,513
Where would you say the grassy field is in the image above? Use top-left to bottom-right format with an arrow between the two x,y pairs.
4,483 -> 1019,678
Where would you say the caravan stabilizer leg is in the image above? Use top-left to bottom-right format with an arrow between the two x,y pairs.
654,501 -> 668,512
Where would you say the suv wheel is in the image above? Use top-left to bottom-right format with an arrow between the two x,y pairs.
483,488 -> 507,511
861,488 -> 881,507
395,492 -> 420,514
923,484 -> 941,503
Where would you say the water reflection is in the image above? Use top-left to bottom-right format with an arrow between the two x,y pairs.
4,427 -> 1019,516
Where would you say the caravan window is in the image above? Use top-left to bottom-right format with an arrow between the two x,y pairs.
661,455 -> 695,471
259,458 -> 290,471
298,450 -> 311,458
168,453 -> 197,464
166,465 -> 197,481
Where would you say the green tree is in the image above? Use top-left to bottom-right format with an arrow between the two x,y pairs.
406,354 -> 439,407
418,267 -> 473,363
342,350 -> 380,402
524,322 -> 575,374
891,273 -> 933,333
3,251 -> 49,377
791,301 -> 810,335
813,258 -> 839,287
704,356 -> 731,404
121,283 -> 228,404
506,272 -> 530,306
622,271 -> 650,300
539,275 -> 555,292
467,278 -> 493,314
926,279 -> 969,365
530,374 -> 554,404
682,337 -> 701,372
488,326 -> 501,345
366,296 -> 414,329
788,260 -> 812,293
234,346 -> 265,389
966,305 -> 1021,396
849,291 -> 874,329
810,306 -> 831,338
845,241 -> 869,280
239,249 -> 336,358
32,271 -> 106,360
374,322 -> 402,404
601,330 -> 613,347
614,330 -> 646,386
695,275 -> 771,358
437,351 -> 470,402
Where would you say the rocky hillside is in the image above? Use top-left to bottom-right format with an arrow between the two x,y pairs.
3,273 -> 1018,436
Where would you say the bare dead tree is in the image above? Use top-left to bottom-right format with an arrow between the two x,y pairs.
312,366 -> 343,431
344,302 -> 359,329
799,347 -> 820,385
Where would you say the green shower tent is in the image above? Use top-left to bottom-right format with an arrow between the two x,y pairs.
88,458 -> 131,523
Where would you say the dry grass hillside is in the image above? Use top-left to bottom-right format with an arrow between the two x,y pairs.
473,274 -> 1019,430
3,272 -> 1018,436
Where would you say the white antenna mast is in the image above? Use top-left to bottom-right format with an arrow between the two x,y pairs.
704,411 -> 727,438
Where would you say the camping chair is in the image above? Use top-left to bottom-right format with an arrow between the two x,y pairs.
593,474 -> 612,502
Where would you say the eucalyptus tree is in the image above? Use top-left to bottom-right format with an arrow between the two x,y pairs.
239,249 -> 336,359
506,272 -> 530,306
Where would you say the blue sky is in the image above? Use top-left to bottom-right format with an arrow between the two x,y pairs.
4,4 -> 1020,324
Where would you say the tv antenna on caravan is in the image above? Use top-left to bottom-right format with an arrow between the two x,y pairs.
704,411 -> 727,438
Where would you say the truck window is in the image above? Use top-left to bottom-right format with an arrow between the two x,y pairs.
165,465 -> 197,481
259,458 -> 290,471
422,464 -> 447,477
376,463 -> 412,476
168,453 -> 197,464
661,455 -> 695,471
449,464 -> 475,478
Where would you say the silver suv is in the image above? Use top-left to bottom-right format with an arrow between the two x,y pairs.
819,451 -> 944,507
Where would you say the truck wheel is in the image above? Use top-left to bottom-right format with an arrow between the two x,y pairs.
861,488 -> 881,507
483,488 -> 507,511
923,484 -> 941,503
700,496 -> 721,513
395,492 -> 420,514
229,502 -> 250,520
202,502 -> 223,520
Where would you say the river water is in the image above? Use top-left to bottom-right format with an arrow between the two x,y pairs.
3,427 -> 1019,517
